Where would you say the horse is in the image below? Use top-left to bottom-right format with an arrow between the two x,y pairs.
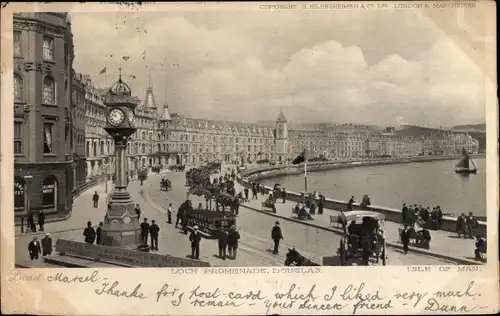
284,248 -> 321,266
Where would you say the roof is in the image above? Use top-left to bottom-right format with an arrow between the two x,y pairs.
276,110 -> 287,123
160,105 -> 172,121
341,210 -> 385,221
142,87 -> 157,108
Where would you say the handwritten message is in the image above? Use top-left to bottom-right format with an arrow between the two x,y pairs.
8,269 -> 489,315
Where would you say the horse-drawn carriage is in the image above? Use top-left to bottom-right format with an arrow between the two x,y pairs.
169,165 -> 186,172
160,178 -> 172,191
337,211 -> 387,266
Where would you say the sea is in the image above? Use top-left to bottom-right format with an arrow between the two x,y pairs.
261,158 -> 487,218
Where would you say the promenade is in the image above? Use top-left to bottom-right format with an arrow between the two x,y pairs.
233,180 -> 481,264
16,168 -> 477,267
145,171 -> 457,266
15,176 -> 282,267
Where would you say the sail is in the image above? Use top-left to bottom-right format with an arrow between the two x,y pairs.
456,148 -> 470,169
456,156 -> 470,169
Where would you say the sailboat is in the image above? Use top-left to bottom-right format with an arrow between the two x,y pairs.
455,148 -> 477,174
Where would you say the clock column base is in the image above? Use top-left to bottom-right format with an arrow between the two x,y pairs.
100,190 -> 141,249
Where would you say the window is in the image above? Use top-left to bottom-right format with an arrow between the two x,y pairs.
42,37 -> 54,61
14,122 -> 23,154
43,122 -> 54,154
43,76 -> 55,104
13,31 -> 21,56
14,74 -> 23,102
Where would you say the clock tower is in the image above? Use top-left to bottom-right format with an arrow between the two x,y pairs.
275,109 -> 288,164
101,67 -> 141,249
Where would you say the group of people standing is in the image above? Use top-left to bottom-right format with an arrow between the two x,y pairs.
20,209 -> 45,234
216,225 -> 241,260
27,234 -> 53,260
401,203 -> 444,230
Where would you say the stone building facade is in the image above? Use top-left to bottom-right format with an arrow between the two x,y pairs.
13,12 -> 75,219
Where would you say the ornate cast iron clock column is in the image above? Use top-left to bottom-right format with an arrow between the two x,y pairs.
101,67 -> 140,248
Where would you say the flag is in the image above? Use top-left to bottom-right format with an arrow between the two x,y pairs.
99,67 -> 107,74
292,150 -> 306,165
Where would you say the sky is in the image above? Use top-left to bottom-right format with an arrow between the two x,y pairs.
70,7 -> 492,127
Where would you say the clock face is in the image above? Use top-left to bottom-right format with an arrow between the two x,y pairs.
128,111 -> 136,127
108,108 -> 125,126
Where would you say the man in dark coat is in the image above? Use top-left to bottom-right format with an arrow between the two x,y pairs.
401,203 -> 409,224
150,220 -> 160,251
218,229 -> 229,260
435,206 -> 443,230
228,225 -> 240,259
244,187 -> 249,201
347,196 -> 355,212
135,204 -> 141,221
41,233 -> 52,256
140,218 -> 150,245
96,222 -> 103,245
271,221 -> 283,255
38,210 -> 46,231
189,226 -> 202,260
466,212 -> 477,239
400,225 -> 411,255
456,213 -> 467,238
28,211 -> 36,232
28,236 -> 41,260
92,191 -> 99,208
83,221 -> 96,244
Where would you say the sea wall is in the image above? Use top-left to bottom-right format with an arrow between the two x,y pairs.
238,156 -> 487,236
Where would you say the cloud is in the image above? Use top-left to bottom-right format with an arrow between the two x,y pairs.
70,10 -> 488,127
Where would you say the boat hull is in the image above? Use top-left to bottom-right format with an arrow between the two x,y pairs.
455,168 -> 477,174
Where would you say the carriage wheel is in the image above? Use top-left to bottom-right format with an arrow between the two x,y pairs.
339,239 -> 346,266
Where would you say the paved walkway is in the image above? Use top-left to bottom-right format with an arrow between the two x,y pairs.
233,181 -> 482,263
16,177 -> 282,267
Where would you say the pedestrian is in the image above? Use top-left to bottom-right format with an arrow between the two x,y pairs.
28,236 -> 41,260
167,203 -> 172,224
401,203 -> 409,225
93,191 -> 99,208
83,221 -> 96,244
41,233 -> 53,256
189,225 -> 202,260
318,195 -> 324,215
228,225 -> 240,259
150,220 -> 160,251
400,225 -> 411,255
466,212 -> 477,239
28,211 -> 36,232
218,229 -> 229,260
140,218 -> 150,245
435,206 -> 442,230
38,209 -> 45,232
281,188 -> 287,203
135,204 -> 141,221
271,221 -> 283,255
20,215 -> 25,234
96,222 -> 103,245
456,213 -> 467,238
347,196 -> 355,212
